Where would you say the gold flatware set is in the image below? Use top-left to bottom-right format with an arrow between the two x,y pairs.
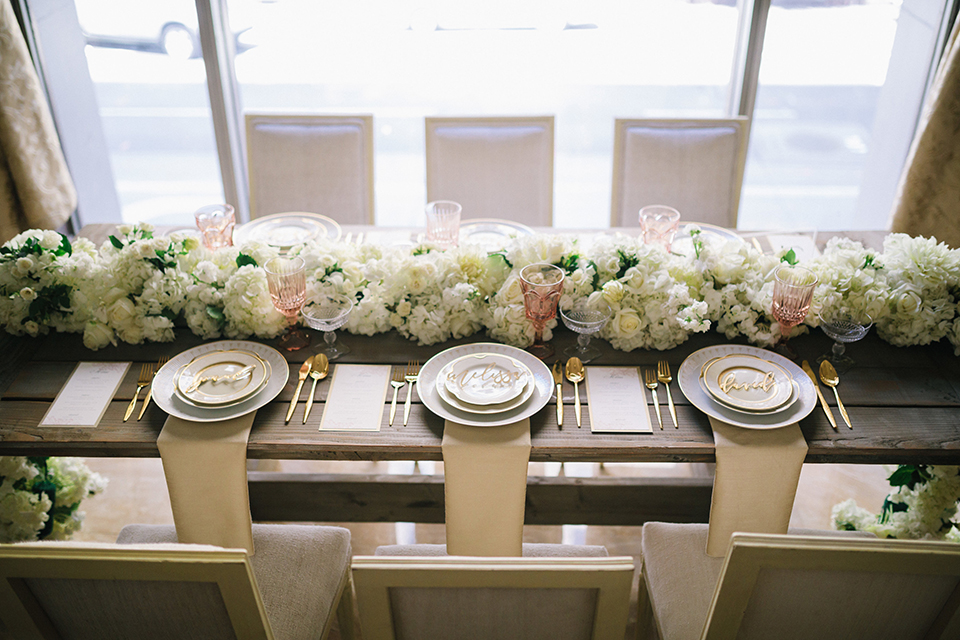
124,356 -> 169,422
640,361 -> 678,430
286,354 -> 331,424
803,359 -> 852,429
388,361 -> 420,427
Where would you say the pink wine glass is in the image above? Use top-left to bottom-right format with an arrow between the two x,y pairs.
264,256 -> 310,351
772,264 -> 818,360
519,263 -> 565,360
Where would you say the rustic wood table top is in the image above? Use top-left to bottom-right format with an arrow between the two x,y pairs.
5,225 -> 955,465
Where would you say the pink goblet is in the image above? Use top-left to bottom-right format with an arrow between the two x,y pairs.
519,263 -> 565,360
772,264 -> 818,360
264,256 -> 310,351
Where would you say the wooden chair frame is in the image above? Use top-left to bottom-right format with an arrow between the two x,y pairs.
0,544 -> 274,640
425,115 -> 555,226
611,117 -> 750,228
353,555 -> 634,640
637,533 -> 960,640
245,112 -> 375,223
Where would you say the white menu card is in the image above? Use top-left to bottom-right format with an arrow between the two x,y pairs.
40,362 -> 130,428
584,366 -> 652,433
318,364 -> 392,431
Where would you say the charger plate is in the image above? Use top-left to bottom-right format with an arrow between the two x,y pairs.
154,341 -> 288,423
678,344 -> 815,430
234,212 -> 341,249
420,343 -> 551,427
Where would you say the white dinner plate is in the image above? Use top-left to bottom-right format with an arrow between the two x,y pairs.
175,349 -> 269,406
419,343 -> 552,427
234,212 -> 342,249
697,375 -> 800,416
436,370 -> 535,415
459,219 -> 535,250
154,341 -> 288,423
678,344 -> 815,430
702,354 -> 793,411
441,352 -> 531,405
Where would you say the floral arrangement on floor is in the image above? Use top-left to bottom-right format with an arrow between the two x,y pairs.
833,465 -> 960,541
2,223 -> 960,354
0,457 -> 107,542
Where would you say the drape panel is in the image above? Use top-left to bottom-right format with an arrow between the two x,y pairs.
0,0 -> 76,245
890,18 -> 960,247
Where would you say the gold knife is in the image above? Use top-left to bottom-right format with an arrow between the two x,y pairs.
552,361 -> 564,427
285,357 -> 314,424
802,360 -> 837,430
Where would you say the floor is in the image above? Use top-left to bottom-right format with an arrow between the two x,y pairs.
72,458 -> 892,639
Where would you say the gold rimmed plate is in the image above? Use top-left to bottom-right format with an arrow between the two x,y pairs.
441,352 -> 531,406
436,371 -> 535,415
234,212 -> 342,250
702,354 -> 793,411
174,349 -> 269,406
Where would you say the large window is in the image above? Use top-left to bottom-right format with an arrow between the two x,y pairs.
32,0 -> 955,230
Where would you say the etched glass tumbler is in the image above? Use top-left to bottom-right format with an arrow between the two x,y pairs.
519,263 -> 565,360
425,200 -> 462,250
639,205 -> 681,252
264,256 -> 309,351
194,204 -> 235,250
771,264 -> 818,359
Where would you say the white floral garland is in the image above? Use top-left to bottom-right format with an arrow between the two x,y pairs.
2,224 -> 960,354
0,457 -> 107,542
833,465 -> 960,541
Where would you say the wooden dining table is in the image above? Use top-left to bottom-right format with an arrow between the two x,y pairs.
2,225 -> 959,527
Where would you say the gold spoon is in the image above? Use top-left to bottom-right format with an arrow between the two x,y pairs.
303,353 -> 330,424
565,357 -> 585,427
819,360 -> 852,429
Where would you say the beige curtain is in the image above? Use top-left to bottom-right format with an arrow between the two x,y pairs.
0,0 -> 76,245
890,18 -> 960,247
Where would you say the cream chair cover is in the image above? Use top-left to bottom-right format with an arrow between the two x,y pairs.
245,113 -> 374,223
118,523 -> 355,640
637,523 -> 960,640
353,551 -> 634,640
611,118 -> 749,228
0,1 -> 76,244
426,116 -> 554,226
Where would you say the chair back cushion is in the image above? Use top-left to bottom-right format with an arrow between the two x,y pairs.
613,118 -> 748,228
246,113 -> 374,223
426,116 -> 554,226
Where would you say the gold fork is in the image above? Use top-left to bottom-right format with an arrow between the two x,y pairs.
137,356 -> 169,421
657,360 -> 678,428
403,360 -> 420,427
644,369 -> 662,430
124,363 -> 153,422
389,366 -> 406,426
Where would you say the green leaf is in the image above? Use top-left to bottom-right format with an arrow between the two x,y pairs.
780,249 -> 798,266
55,234 -> 72,257
108,235 -> 124,250
206,305 -> 225,324
616,249 -> 639,279
26,284 -> 73,323
887,464 -> 931,490
586,260 -> 600,290
489,251 -> 513,268
236,253 -> 257,268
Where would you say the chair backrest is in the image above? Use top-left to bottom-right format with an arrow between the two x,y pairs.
611,117 -> 749,228
425,116 -> 555,226
0,542 -> 273,640
245,113 -> 375,224
702,533 -> 960,639
352,555 -> 633,640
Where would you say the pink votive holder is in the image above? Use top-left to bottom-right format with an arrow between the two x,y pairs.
195,204 -> 236,250
639,205 -> 681,252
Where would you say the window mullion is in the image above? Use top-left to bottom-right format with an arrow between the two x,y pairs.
195,0 -> 248,222
728,0 -> 771,120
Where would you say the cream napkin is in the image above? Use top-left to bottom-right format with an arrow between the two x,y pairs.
706,417 -> 808,557
157,413 -> 256,554
441,419 -> 531,557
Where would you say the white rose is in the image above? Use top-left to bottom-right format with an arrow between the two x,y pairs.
896,290 -> 922,314
396,300 -> 412,317
83,322 -> 115,350
40,230 -> 62,250
107,297 -> 137,326
500,275 -> 525,305
23,320 -> 40,336
19,287 -> 36,301
611,309 -> 641,338
601,281 -> 625,305
14,256 -> 34,276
